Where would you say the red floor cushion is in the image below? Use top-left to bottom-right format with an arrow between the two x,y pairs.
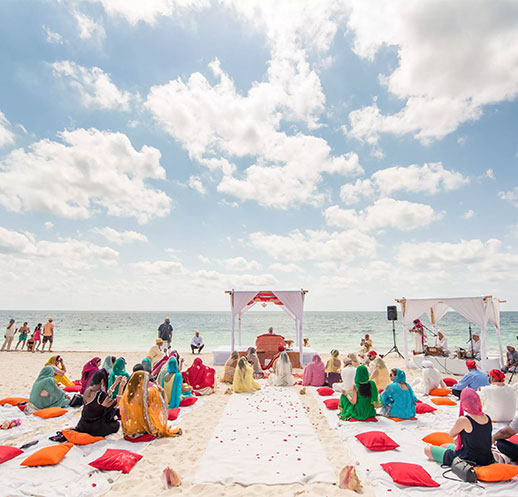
508,434 -> 518,444
63,385 -> 81,393
349,417 -> 378,422
89,448 -> 143,473
381,462 -> 439,487
62,430 -> 104,445
123,434 -> 157,443
317,387 -> 334,396
474,463 -> 518,482
21,443 -> 73,466
33,407 -> 68,418
429,388 -> 451,396
323,398 -> 340,410
355,431 -> 399,451
0,397 -> 28,406
168,408 -> 180,420
179,397 -> 197,407
431,397 -> 456,406
416,403 -> 437,414
0,445 -> 24,464
422,432 -> 454,446
443,378 -> 458,387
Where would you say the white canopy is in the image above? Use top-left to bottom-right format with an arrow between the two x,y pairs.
227,289 -> 307,364
396,296 -> 505,371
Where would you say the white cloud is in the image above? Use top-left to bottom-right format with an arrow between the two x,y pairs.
0,111 -> 15,149
511,224 -> 518,238
73,10 -> 106,41
499,188 -> 518,207
222,256 -> 262,272
486,168 -> 495,180
270,262 -> 303,273
51,61 -> 133,111
325,198 -> 442,232
463,209 -> 475,220
457,136 -> 467,145
345,0 -> 518,144
0,128 -> 171,224
249,228 -> 376,262
339,162 -> 468,205
0,226 -> 118,269
188,175 -> 206,195
44,222 -> 54,230
92,226 -> 148,245
198,255 -> 210,264
43,25 -> 63,44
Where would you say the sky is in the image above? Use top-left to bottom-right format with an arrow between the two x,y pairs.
0,0 -> 517,311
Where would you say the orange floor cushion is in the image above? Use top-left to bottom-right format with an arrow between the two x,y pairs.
33,407 -> 68,418
428,388 -> 451,396
389,417 -> 417,422
422,432 -> 454,446
431,397 -> 457,406
21,443 -> 73,466
61,430 -> 104,445
0,397 -> 28,406
474,463 -> 518,482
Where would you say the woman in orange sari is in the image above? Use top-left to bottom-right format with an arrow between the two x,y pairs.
119,371 -> 182,439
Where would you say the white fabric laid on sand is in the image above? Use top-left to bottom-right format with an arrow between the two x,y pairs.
311,388 -> 518,496
194,384 -> 335,485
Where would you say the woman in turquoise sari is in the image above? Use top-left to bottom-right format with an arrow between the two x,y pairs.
108,358 -> 130,399
26,366 -> 69,414
161,357 -> 193,408
380,368 -> 417,419
102,356 -> 116,374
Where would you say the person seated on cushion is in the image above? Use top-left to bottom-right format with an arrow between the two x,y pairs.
325,349 -> 342,386
147,338 -> 166,367
451,360 -> 489,398
337,367 -> 357,420
119,370 -> 182,438
246,347 -> 265,379
492,412 -> 518,463
333,359 -> 356,393
76,369 -> 122,437
44,355 -> 73,387
479,369 -> 516,423
233,357 -> 261,393
369,357 -> 390,391
346,365 -> 379,421
141,358 -> 153,375
346,352 -> 360,367
264,345 -> 286,370
424,388 -> 494,467
108,358 -> 130,399
101,355 -> 116,374
220,351 -> 239,383
411,360 -> 446,395
183,357 -> 215,395
502,344 -> 518,373
360,334 -> 372,354
268,351 -> 294,386
433,329 -> 450,356
25,365 -> 70,414
380,369 -> 417,419
159,357 -> 193,408
302,354 -> 326,386
80,357 -> 101,395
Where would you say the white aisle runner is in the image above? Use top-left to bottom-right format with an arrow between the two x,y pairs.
194,386 -> 336,485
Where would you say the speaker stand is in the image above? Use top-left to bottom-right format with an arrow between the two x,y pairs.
383,320 -> 404,359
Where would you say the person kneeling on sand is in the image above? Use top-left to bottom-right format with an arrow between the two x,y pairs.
233,357 -> 261,393
148,338 -> 166,367
268,351 -> 294,386
411,360 -> 446,395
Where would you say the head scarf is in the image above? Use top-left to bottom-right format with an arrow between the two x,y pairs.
303,354 -> 325,386
273,352 -> 293,385
44,355 -> 59,367
278,345 -> 285,352
141,358 -> 152,374
365,334 -> 370,339
246,348 -> 263,377
489,369 -> 505,382
29,366 -> 67,409
184,357 -> 215,390
161,357 -> 183,408
367,350 -> 377,358
80,357 -> 101,394
102,356 -> 115,373
133,363 -> 144,372
394,369 -> 407,384
341,367 -> 357,391
466,360 -> 477,370
108,358 -> 130,395
457,388 -> 484,449
355,365 -> 379,403
422,360 -> 433,368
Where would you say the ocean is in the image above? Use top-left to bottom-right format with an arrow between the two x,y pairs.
1,310 -> 517,356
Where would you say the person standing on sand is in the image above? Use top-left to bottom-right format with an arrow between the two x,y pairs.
32,323 -> 42,352
158,317 -> 173,350
41,318 -> 54,353
15,322 -> 30,350
1,319 -> 17,351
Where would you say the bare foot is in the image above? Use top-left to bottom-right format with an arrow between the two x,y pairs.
224,387 -> 232,395
338,466 -> 362,492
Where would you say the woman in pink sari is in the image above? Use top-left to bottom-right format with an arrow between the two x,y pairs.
183,357 -> 215,395
302,354 -> 326,386
80,357 -> 101,394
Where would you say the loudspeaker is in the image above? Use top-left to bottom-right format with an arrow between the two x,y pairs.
387,305 -> 398,321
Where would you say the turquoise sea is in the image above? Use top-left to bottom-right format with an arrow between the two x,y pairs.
1,310 -> 517,355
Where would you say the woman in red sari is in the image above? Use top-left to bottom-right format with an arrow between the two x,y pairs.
183,357 -> 215,395
80,357 -> 101,394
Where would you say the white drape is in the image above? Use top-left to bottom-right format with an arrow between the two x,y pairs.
273,291 -> 305,364
231,291 -> 260,349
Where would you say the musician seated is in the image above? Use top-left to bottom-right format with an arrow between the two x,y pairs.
458,332 -> 481,360
431,330 -> 450,356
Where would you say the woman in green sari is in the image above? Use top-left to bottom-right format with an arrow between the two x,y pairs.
340,365 -> 379,420
108,358 -> 130,399
26,366 -> 70,414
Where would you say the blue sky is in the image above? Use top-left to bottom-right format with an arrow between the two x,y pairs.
0,0 -> 517,311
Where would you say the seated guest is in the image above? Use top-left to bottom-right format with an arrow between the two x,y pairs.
466,332 -> 481,359
44,355 -> 73,387
141,358 -> 153,375
80,357 -> 101,395
364,350 -> 377,371
347,365 -> 379,421
220,351 -> 239,383
26,366 -> 70,414
264,345 -> 286,370
269,351 -> 295,386
108,358 -> 130,399
502,344 -> 518,373
479,369 -> 516,422
303,354 -> 326,386
380,369 -> 417,419
191,330 -> 204,354
425,388 -> 493,467
160,357 -> 192,408
333,359 -> 356,393
325,349 -> 342,386
360,334 -> 372,354
183,357 -> 215,395
102,356 -> 116,374
337,368 -> 357,420
119,371 -> 182,438
147,338 -> 165,367
233,357 -> 261,393
246,347 -> 265,379
451,360 -> 489,397
76,370 -> 121,437
369,357 -> 390,391
303,337 -> 310,347
434,330 -> 450,356
346,352 -> 360,367
493,412 -> 518,463
411,360 -> 446,395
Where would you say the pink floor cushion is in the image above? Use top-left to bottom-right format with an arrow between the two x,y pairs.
0,445 -> 24,464
89,449 -> 143,473
355,431 -> 399,451
323,398 -> 339,410
123,434 -> 157,443
415,403 -> 437,414
381,462 -> 440,487
316,387 -> 334,396
168,408 -> 180,420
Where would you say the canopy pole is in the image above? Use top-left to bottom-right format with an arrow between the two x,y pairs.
230,289 -> 235,352
480,323 -> 487,372
294,318 -> 298,347
299,290 -> 305,366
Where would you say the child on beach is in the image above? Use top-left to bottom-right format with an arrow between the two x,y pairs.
32,323 -> 42,352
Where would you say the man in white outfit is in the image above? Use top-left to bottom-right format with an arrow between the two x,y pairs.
411,360 -> 446,395
1,319 -> 17,351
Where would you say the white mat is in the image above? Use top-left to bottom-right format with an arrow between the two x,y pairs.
311,388 -> 518,496
194,385 -> 335,485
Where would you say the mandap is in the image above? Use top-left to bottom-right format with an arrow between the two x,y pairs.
396,295 -> 505,373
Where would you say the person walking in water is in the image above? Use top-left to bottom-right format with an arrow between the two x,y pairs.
41,318 -> 54,353
1,319 -> 17,351
158,317 -> 173,350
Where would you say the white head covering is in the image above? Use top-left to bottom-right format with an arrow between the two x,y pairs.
341,367 -> 357,391
422,360 -> 434,368
507,343 -> 515,348
275,352 -> 293,385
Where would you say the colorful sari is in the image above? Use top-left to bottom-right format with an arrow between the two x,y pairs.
369,357 -> 390,391
183,358 -> 215,395
101,356 -> 115,374
119,371 -> 181,438
246,348 -> 265,379
303,354 -> 326,386
80,357 -> 101,394
44,355 -> 73,387
380,369 -> 417,418
161,357 -> 183,408
233,358 -> 260,393
349,365 -> 379,420
27,366 -> 69,413
108,358 -> 130,398
220,351 -> 238,383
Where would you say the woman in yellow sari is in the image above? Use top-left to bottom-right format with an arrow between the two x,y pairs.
119,371 -> 182,439
44,355 -> 73,387
232,357 -> 260,393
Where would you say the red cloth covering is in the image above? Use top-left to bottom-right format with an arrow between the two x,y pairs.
466,360 -> 477,370
80,357 -> 101,395
183,358 -> 215,391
